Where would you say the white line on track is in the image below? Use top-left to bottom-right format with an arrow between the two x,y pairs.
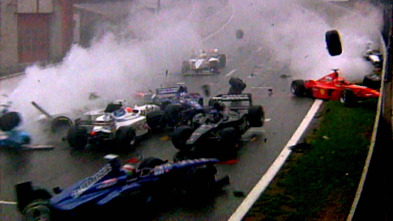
0,200 -> 17,205
226,69 -> 237,77
228,99 -> 323,221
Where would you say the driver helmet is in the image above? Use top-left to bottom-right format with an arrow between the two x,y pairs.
122,164 -> 136,176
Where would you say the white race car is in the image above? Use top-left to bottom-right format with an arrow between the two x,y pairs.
67,100 -> 160,150
363,44 -> 382,68
182,49 -> 226,74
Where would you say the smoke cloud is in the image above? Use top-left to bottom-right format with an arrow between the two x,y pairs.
6,0 -> 383,144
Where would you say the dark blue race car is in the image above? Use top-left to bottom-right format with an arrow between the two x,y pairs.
0,103 -> 31,148
146,85 -> 206,130
15,155 -> 229,220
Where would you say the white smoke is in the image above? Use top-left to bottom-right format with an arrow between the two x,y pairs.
6,0 -> 384,143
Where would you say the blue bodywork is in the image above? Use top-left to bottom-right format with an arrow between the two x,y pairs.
152,86 -> 204,111
0,130 -> 31,147
30,158 -> 220,216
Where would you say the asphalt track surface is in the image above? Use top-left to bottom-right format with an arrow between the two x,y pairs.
0,1 -> 316,220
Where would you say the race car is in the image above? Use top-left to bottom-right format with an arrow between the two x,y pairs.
0,100 -> 31,147
144,85 -> 206,130
181,49 -> 226,74
290,69 -> 380,106
15,155 -> 229,220
67,100 -> 153,150
363,43 -> 382,68
171,94 -> 264,158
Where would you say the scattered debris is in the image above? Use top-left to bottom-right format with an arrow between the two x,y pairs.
280,74 -> 291,78
233,190 -> 246,197
290,143 -> 311,153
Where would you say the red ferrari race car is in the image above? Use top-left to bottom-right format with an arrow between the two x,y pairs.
290,69 -> 380,106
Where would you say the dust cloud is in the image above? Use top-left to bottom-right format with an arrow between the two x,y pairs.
5,0 -> 384,144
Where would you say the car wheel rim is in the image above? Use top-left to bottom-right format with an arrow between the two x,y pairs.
340,91 -> 346,103
26,205 -> 50,221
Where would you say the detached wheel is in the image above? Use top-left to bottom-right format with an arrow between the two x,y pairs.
247,106 -> 264,127
340,89 -> 357,106
67,126 -> 88,149
291,80 -> 307,97
116,127 -> 136,149
138,157 -> 165,169
172,126 -> 194,151
0,111 -> 21,131
24,199 -> 51,221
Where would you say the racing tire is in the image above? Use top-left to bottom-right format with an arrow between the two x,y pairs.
172,126 -> 194,151
182,61 -> 190,74
340,89 -> 357,106
247,105 -> 265,127
0,111 -> 21,131
50,116 -> 73,134
146,111 -> 167,131
116,127 -> 137,149
363,73 -> 381,90
138,157 -> 165,170
291,80 -> 307,97
67,126 -> 88,149
23,199 -> 51,221
218,127 -> 240,155
219,54 -> 226,68
165,104 -> 183,128
325,30 -> 342,56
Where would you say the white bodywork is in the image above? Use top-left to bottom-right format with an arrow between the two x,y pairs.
86,103 -> 160,138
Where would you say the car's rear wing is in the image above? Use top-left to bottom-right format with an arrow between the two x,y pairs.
209,93 -> 253,110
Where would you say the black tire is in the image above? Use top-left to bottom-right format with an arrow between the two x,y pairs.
247,105 -> 264,127
116,127 -> 136,149
0,111 -> 21,131
50,116 -> 73,133
67,126 -> 88,149
325,30 -> 342,56
146,111 -> 167,131
182,61 -> 190,74
24,199 -> 51,221
363,73 -> 381,90
291,80 -> 307,97
219,54 -> 226,68
172,126 -> 194,151
165,104 -> 183,127
138,157 -> 165,170
219,127 -> 240,153
340,89 -> 357,106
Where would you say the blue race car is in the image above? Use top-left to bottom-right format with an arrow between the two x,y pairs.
15,155 -> 229,220
145,85 -> 206,130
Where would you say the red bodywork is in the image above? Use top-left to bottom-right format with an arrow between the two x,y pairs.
304,71 -> 380,100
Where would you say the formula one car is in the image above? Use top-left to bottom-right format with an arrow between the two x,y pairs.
0,101 -> 31,147
144,85 -> 205,130
15,155 -> 229,220
171,94 -> 264,157
67,100 -> 153,150
363,43 -> 382,68
291,69 -> 380,106
182,49 -> 226,74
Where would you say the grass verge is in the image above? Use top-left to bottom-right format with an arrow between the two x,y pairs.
243,99 -> 377,221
